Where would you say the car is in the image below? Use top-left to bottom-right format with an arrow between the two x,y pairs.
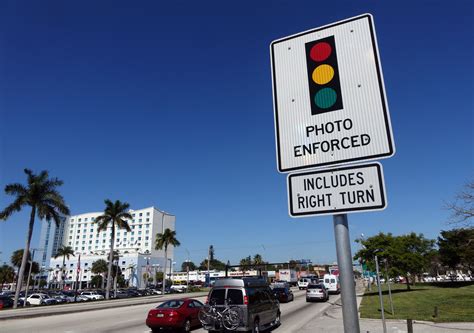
80,291 -> 105,300
297,277 -> 313,290
171,285 -> 187,293
272,286 -> 294,303
323,274 -> 340,294
146,298 -> 204,333
306,284 -> 329,302
24,293 -> 57,306
202,277 -> 281,332
0,296 -> 14,309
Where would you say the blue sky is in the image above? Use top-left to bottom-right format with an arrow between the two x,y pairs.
0,1 -> 473,269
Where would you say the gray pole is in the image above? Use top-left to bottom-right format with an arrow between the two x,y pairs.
375,255 -> 387,333
384,259 -> 394,315
333,214 -> 360,333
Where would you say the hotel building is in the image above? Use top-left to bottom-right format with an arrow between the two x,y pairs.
38,206 -> 175,288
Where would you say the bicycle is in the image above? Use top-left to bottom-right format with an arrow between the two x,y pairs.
198,298 -> 242,330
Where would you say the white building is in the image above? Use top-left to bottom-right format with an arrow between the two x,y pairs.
40,206 -> 176,289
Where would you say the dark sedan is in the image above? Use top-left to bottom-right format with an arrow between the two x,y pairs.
272,287 -> 294,303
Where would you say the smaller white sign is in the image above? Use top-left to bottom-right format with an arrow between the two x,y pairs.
288,163 -> 386,217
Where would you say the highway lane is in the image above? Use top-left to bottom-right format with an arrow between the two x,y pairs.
0,289 -> 340,333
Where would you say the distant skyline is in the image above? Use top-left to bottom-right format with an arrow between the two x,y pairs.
1,1 -> 473,269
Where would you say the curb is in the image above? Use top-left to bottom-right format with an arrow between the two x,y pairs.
0,292 -> 209,321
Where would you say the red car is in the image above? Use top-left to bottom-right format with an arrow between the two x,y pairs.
146,298 -> 204,332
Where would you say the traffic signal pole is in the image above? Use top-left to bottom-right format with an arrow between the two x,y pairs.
333,214 -> 360,333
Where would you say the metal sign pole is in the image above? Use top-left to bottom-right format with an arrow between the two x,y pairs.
333,214 -> 360,333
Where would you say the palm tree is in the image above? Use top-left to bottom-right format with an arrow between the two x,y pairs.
54,245 -> 75,290
155,228 -> 180,295
94,200 -> 131,300
0,265 -> 15,290
253,254 -> 264,269
91,259 -> 108,289
0,169 -> 69,307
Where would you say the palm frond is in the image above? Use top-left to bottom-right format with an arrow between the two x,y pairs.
0,198 -> 27,220
4,183 -> 28,197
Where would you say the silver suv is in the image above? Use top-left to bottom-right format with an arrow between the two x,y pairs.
202,277 -> 281,332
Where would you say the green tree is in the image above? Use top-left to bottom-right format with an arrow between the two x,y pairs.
91,259 -> 108,289
95,200 -> 132,300
0,265 -> 15,289
239,256 -> 252,270
181,261 -> 197,271
10,249 -> 40,282
53,245 -> 75,289
354,232 -> 435,290
253,254 -> 264,268
0,169 -> 69,308
155,228 -> 180,295
90,275 -> 103,288
438,228 -> 474,272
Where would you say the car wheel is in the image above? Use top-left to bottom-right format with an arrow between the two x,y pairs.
182,319 -> 191,332
151,329 -> 160,333
252,319 -> 260,333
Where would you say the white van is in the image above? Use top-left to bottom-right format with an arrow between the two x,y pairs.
297,277 -> 312,290
323,274 -> 340,294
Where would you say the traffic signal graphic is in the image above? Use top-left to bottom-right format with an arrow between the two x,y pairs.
305,36 -> 343,115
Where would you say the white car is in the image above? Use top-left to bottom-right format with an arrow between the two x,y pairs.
80,291 -> 104,300
170,285 -> 187,293
24,293 -> 57,306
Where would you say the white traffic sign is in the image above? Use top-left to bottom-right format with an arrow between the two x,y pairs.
288,163 -> 386,217
271,14 -> 395,173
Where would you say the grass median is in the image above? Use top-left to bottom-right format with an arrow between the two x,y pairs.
359,282 -> 474,322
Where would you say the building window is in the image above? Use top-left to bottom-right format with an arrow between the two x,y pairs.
138,237 -> 142,240
145,230 -> 149,234
68,242 -> 72,245
139,213 -> 142,217
78,230 -> 80,233
139,225 -> 142,229
71,219 -> 74,222
131,232 -> 135,236
88,246 -> 91,250
145,236 -> 149,240
75,247 -> 78,250
78,218 -> 81,222
103,239 -> 106,243
89,240 -> 92,244
146,212 -> 150,216
122,261 -> 126,265
138,231 -> 142,235
145,243 -> 148,247
90,229 -> 93,233
83,235 -> 86,239
132,213 -> 135,217
81,247 -> 85,250
85,218 -> 88,222
146,218 -> 149,222
146,225 -> 149,229
69,236 -> 72,239
139,219 -> 142,222
82,241 -> 85,245
96,240 -> 99,244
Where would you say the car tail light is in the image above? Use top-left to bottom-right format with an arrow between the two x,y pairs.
169,311 -> 178,317
243,295 -> 248,305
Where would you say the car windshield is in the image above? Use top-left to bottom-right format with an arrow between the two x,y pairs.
158,300 -> 184,308
273,288 -> 286,292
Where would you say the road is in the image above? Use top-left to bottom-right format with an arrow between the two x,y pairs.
0,289 -> 340,333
